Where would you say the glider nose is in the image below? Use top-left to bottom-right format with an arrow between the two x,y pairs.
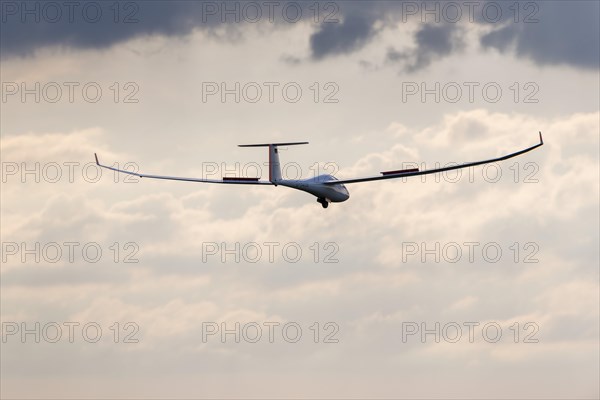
340,185 -> 350,201
327,184 -> 349,202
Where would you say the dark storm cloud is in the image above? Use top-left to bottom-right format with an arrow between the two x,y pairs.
0,1 -> 218,57
1,1 -> 598,71
415,23 -> 456,54
0,0 -> 389,59
387,24 -> 463,72
480,25 -> 518,52
480,1 -> 600,69
313,0 -> 599,70
309,13 -> 377,60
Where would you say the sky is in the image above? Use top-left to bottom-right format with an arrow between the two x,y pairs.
1,1 -> 599,398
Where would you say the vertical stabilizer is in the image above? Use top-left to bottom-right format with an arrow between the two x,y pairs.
269,144 -> 282,183
238,141 -> 308,185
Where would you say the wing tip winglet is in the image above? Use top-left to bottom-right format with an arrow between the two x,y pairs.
94,153 -> 99,165
539,131 -> 543,145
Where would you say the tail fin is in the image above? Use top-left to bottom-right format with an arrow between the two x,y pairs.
239,142 -> 308,184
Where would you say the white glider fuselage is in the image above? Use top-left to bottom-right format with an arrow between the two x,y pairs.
276,175 -> 350,203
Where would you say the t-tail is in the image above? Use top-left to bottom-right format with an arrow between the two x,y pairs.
238,142 -> 308,185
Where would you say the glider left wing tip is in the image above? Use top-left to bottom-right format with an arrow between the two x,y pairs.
539,131 -> 543,145
94,153 -> 99,165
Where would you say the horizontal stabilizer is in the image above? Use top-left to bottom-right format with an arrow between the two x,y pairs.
239,142 -> 308,147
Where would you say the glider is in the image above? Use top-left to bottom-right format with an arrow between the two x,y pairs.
95,132 -> 543,208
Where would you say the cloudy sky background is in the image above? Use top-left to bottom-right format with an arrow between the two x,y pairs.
1,1 -> 599,398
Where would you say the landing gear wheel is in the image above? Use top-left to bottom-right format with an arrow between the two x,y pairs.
317,198 -> 329,208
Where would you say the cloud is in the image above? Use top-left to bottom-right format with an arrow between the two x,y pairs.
0,1 -> 210,57
309,13 -> 379,60
480,1 -> 600,69
1,1 -> 333,58
2,110 -> 598,398
1,5 -> 598,394
387,23 -> 464,72
2,1 -> 597,71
